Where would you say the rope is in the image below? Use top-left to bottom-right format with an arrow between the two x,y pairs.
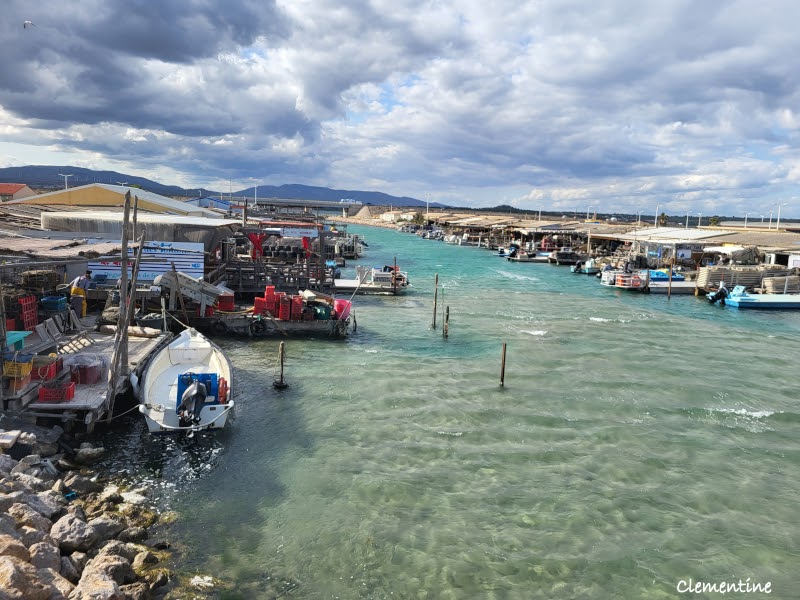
108,403 -> 143,421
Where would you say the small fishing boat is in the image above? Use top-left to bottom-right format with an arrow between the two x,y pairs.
613,270 -> 650,291
507,250 -> 551,263
549,248 -> 584,265
709,285 -> 800,309
138,328 -> 233,434
334,265 -> 409,295
570,257 -> 600,274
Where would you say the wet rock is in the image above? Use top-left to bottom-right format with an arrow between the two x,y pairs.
117,526 -> 148,543
0,532 -> 31,562
97,540 -> 139,562
63,473 -> 103,495
49,514 -> 97,553
132,550 -> 159,571
0,555 -> 52,600
8,502 -> 53,533
98,485 -> 124,505
74,447 -> 106,466
144,568 -> 170,590
29,541 -> 61,571
120,580 -> 150,600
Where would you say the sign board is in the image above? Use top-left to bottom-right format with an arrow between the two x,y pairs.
89,241 -> 205,283
281,228 -> 318,238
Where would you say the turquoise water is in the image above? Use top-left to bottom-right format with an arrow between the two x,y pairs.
99,225 -> 800,599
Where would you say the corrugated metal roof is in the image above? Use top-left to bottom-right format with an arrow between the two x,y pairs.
47,211 -> 242,227
0,237 -> 123,260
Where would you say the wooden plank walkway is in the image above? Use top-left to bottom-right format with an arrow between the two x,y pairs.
5,329 -> 171,428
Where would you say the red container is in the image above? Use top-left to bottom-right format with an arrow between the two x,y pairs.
37,381 -> 75,402
265,285 -> 275,296
278,297 -> 291,321
291,296 -> 304,321
196,306 -> 215,317
5,318 -> 15,331
72,365 -> 102,385
253,297 -> 267,315
217,294 -> 235,311
274,292 -> 285,316
32,361 -> 58,381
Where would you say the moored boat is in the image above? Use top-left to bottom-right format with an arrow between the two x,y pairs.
334,265 -> 409,295
710,285 -> 800,309
138,328 -> 233,434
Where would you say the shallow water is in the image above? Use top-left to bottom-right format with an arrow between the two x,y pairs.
98,226 -> 800,599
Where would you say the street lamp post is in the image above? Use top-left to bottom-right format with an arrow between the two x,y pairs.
776,203 -> 788,229
685,213 -> 690,228
637,210 -> 642,224
744,213 -> 750,228
115,181 -> 128,187
654,204 -> 661,226
697,212 -> 702,227
58,173 -> 73,189
769,210 -> 774,229
538,208 -> 542,221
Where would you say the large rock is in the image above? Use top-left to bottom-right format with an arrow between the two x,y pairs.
0,454 -> 17,472
0,491 -> 25,513
117,527 -> 148,544
119,581 -> 150,600
29,541 -> 61,571
0,555 -> 52,600
88,516 -> 127,543
0,514 -> 17,537
131,550 -> 158,571
70,554 -> 136,600
59,556 -> 80,584
11,472 -> 50,492
73,447 -> 106,466
7,503 -> 52,533
9,453 -> 41,474
49,514 -> 97,553
97,541 -> 138,563
0,533 -> 30,562
63,473 -> 103,496
37,567 -> 75,599
25,490 -> 66,520
18,526 -> 56,548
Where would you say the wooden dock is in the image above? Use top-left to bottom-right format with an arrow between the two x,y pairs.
4,329 -> 171,430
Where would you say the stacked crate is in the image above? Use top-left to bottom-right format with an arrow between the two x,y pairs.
18,296 -> 38,332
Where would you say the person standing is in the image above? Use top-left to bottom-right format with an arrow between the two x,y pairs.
69,271 -> 92,317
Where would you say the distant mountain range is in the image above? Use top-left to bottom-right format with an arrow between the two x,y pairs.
0,165 -> 448,208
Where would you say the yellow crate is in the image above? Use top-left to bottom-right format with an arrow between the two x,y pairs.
3,361 -> 33,378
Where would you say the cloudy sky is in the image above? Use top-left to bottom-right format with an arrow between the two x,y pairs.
2,1 -> 800,218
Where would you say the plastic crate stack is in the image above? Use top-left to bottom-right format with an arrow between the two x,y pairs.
18,296 -> 38,331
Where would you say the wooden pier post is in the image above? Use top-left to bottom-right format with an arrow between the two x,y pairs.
443,306 -> 449,338
432,273 -> 439,329
500,343 -> 507,387
273,341 -> 288,389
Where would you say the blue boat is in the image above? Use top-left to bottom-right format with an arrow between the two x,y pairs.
647,269 -> 685,282
712,285 -> 800,309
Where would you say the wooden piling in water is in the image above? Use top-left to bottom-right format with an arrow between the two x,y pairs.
500,342 -> 507,387
443,306 -> 449,338
432,273 -> 438,329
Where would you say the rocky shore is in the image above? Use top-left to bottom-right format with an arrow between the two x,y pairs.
1,420 -> 174,600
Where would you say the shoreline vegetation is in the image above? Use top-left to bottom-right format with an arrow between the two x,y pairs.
0,418 -> 221,599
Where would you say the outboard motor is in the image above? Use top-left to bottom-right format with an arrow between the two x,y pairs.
179,375 -> 208,425
706,284 -> 729,305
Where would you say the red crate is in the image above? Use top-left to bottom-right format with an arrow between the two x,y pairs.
71,365 -> 102,385
5,318 -> 15,331
18,296 -> 36,309
31,360 -> 60,381
37,381 -> 75,402
196,306 -> 215,317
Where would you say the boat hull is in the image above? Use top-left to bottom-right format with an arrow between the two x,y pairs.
138,328 -> 234,434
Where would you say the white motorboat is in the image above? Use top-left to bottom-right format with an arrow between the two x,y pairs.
138,328 -> 233,434
334,265 -> 410,295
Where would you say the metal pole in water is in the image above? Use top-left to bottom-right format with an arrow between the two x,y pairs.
500,343 -> 507,387
432,273 -> 439,329
443,306 -> 449,338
